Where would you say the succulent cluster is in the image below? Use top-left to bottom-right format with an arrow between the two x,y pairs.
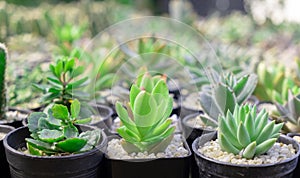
218,104 -> 283,159
255,63 -> 300,104
0,43 -> 7,120
116,68 -> 174,153
26,99 -> 100,156
34,56 -> 89,110
199,70 -> 257,127
276,91 -> 300,133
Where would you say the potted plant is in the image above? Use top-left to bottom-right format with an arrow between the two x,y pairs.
0,124 -> 14,178
192,104 -> 300,177
181,70 -> 257,178
276,91 -> 300,177
0,43 -> 31,128
32,56 -> 113,133
182,70 -> 258,146
105,69 -> 191,178
255,62 -> 300,121
4,99 -> 107,177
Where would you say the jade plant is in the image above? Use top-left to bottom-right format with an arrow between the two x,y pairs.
0,43 -> 7,120
255,62 -> 300,104
26,99 -> 100,156
115,68 -> 174,153
34,56 -> 89,110
199,70 -> 257,127
218,104 -> 283,159
276,91 -> 300,133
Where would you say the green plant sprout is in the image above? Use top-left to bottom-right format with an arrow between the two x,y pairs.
218,104 -> 283,159
199,70 -> 257,127
26,99 -> 100,156
115,67 -> 174,153
33,56 -> 89,110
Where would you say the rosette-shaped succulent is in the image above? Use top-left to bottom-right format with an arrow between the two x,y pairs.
218,104 -> 283,159
199,70 -> 257,127
115,68 -> 174,153
276,91 -> 300,133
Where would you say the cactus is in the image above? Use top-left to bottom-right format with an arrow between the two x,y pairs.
218,104 -> 283,159
199,70 -> 258,127
276,91 -> 300,133
0,43 -> 7,120
115,67 -> 174,153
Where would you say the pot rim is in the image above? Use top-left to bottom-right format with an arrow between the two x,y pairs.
192,132 -> 300,168
105,134 -> 192,161
3,125 -> 107,160
182,113 -> 216,132
89,103 -> 113,121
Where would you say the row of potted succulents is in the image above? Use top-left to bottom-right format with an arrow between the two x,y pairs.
1,37 -> 300,178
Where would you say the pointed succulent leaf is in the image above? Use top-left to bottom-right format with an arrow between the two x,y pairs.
255,138 -> 277,155
242,141 -> 256,159
219,116 -> 242,149
237,122 -> 251,147
129,84 -> 141,110
236,74 -> 257,104
219,134 -> 239,155
256,121 -> 275,145
199,92 -> 222,120
244,114 -> 255,141
213,83 -> 236,115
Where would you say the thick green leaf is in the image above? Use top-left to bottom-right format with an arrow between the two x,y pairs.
67,77 -> 89,89
219,116 -> 242,149
38,129 -> 64,143
71,66 -> 84,78
116,102 -> 138,134
56,138 -> 87,153
218,134 -> 239,155
256,121 -> 275,145
74,118 -> 92,124
27,143 -> 43,156
71,99 -> 80,118
26,138 -> 56,152
242,141 -> 256,159
237,122 -> 251,147
63,124 -> 78,138
129,84 -> 141,110
38,117 -> 61,130
28,112 -> 47,133
244,114 -> 255,141
52,104 -> 69,121
213,83 -> 236,116
255,138 -> 277,155
117,126 -> 139,143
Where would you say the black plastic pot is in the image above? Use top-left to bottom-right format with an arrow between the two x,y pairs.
0,125 -> 14,178
4,125 -> 107,178
89,103 -> 113,135
181,113 -> 216,178
193,132 -> 300,178
287,133 -> 300,178
105,135 -> 191,178
0,107 -> 31,128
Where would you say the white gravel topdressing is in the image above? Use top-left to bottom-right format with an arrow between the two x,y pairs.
199,140 -> 296,165
6,110 -> 28,122
107,134 -> 189,160
185,115 -> 215,130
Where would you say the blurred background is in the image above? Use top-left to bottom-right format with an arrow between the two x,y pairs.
1,0 -> 300,110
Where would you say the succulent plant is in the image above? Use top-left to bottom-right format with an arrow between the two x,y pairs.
115,67 -> 174,153
0,43 -> 7,120
255,62 -> 300,104
33,56 -> 89,110
199,70 -> 258,127
276,91 -> 300,133
26,99 -> 100,156
218,104 -> 283,159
